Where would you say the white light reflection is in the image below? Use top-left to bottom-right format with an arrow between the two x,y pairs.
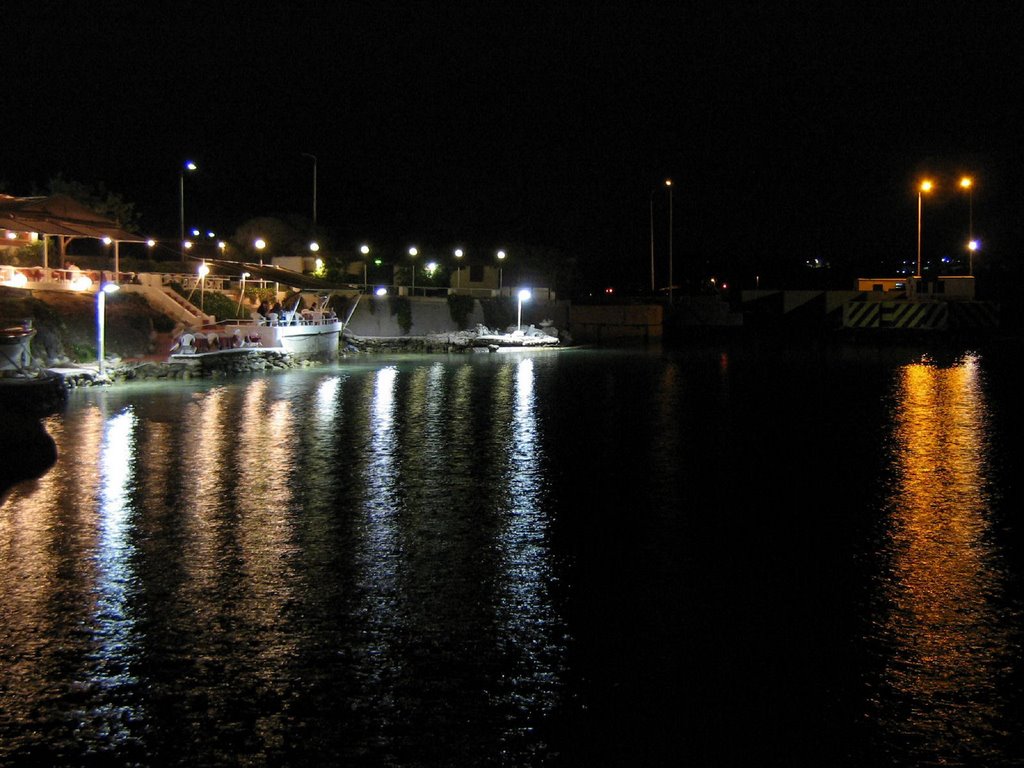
494,357 -> 564,729
356,365 -> 403,681
871,352 -> 1016,764
94,407 -> 144,730
316,375 -> 342,423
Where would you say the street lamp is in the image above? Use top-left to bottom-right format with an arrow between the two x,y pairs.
454,248 -> 464,288
665,179 -> 673,303
97,282 -> 120,375
497,250 -> 506,291
198,261 -> 210,312
968,239 -> 979,276
916,179 -> 933,279
517,288 -> 531,332
649,189 -> 655,293
179,160 -> 197,262
960,176 -> 974,243
237,271 -> 250,314
360,244 -> 370,287
301,153 -> 317,224
409,247 -> 418,294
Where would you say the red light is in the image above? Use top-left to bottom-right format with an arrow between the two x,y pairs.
604,287 -> 614,294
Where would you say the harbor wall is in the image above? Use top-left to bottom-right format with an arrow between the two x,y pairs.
343,295 -> 570,337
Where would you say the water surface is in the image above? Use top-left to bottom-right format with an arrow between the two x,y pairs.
3,341 -> 1024,766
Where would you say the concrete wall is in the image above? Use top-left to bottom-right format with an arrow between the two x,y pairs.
569,303 -> 663,342
343,296 -> 570,337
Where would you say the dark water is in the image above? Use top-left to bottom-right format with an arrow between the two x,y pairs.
3,339 -> 1024,766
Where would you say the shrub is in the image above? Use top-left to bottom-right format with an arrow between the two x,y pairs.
447,294 -> 475,329
389,295 -> 412,334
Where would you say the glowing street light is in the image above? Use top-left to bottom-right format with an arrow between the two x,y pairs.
960,176 -> 975,243
517,288 -> 531,332
496,250 -> 506,291
96,282 -> 120,375
198,261 -> 210,311
179,160 -> 197,262
360,244 -> 370,287
409,247 -> 418,294
454,248 -> 464,288
968,239 -> 980,276
916,179 -> 933,279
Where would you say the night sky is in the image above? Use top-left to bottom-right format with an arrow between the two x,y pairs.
5,2 -> 1023,292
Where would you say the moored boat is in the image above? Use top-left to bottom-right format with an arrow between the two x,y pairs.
169,295 -> 342,362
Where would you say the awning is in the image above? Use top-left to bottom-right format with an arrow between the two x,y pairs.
0,194 -> 147,242
193,257 -> 356,292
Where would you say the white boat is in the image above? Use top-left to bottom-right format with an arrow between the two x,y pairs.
169,295 -> 342,362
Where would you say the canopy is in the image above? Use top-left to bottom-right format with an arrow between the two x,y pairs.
0,194 -> 147,242
194,257 -> 355,292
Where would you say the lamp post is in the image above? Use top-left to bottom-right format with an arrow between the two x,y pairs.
517,288 -> 531,332
454,248 -> 464,288
302,153 -> 317,225
96,282 -> 120,375
497,250 -> 506,292
960,176 -> 974,243
198,261 -> 210,312
237,271 -> 250,314
649,189 -> 655,293
361,244 -> 370,287
916,179 -> 933,279
409,247 -> 418,294
179,160 -> 197,262
968,239 -> 979,276
665,179 -> 673,303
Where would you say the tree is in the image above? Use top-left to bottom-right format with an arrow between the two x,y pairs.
41,174 -> 141,232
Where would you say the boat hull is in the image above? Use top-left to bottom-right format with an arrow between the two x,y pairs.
170,318 -> 342,362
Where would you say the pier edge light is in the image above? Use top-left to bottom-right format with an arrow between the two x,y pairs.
97,281 -> 121,375
516,288 -> 532,332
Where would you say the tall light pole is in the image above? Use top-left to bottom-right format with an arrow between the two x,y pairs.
665,179 -> 674,303
454,248 -> 464,289
361,244 -> 370,288
198,261 -> 210,312
916,179 -> 933,279
237,271 -> 250,314
960,175 -> 974,243
409,247 -> 418,294
179,160 -> 197,262
649,190 -> 655,293
97,282 -> 120,375
302,153 -> 317,225
497,250 -> 506,292
968,239 -> 979,276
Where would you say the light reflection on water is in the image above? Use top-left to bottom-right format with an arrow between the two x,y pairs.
869,351 -> 1020,765
2,345 -> 1024,765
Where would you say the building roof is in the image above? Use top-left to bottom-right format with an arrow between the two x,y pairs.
0,194 -> 146,242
